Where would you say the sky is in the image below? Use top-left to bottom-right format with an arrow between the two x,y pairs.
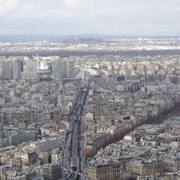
0,0 -> 180,36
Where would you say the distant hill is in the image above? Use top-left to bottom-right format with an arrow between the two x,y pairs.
0,34 -> 179,42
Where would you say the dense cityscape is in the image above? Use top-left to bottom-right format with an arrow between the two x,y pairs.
0,38 -> 180,180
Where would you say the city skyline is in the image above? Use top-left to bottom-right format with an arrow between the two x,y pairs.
0,37 -> 180,179
0,1 -> 180,179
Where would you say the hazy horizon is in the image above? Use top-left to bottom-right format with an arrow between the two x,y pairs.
1,34 -> 180,42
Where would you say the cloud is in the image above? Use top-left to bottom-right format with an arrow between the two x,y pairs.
0,0 -> 180,35
1,0 -> 180,18
0,0 -> 22,15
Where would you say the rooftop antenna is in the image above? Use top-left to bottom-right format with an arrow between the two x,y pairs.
36,53 -> 39,73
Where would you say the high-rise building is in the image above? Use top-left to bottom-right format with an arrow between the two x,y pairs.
0,61 -> 4,79
65,60 -> 74,78
52,58 -> 74,80
3,61 -> 13,80
25,59 -> 38,72
21,59 -> 39,79
13,60 -> 22,80
52,60 -> 62,80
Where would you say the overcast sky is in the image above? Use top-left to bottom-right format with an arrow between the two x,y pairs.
0,0 -> 180,36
